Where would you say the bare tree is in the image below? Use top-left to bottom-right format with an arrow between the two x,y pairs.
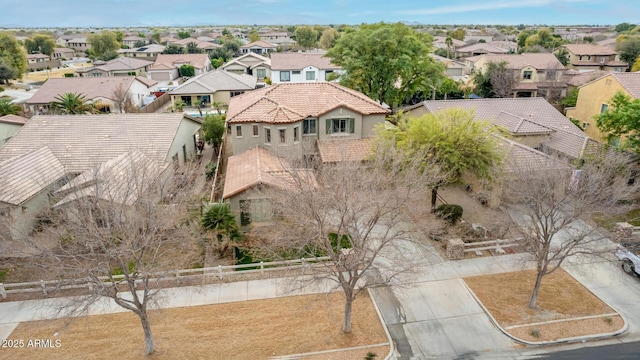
18,152 -> 200,355
490,65 -> 517,98
111,83 -> 136,113
503,151 -> 637,309
249,144 -> 445,333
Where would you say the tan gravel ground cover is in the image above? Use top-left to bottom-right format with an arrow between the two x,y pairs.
2,291 -> 389,360
464,269 -> 624,342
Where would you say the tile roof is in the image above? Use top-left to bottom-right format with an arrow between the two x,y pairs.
149,54 -> 211,71
119,44 -> 166,54
413,97 -> 593,159
76,57 -> 153,73
475,53 -> 565,70
498,136 -> 572,173
0,146 -> 65,205
561,44 -> 617,56
241,40 -> 277,49
169,70 -> 257,95
227,82 -> 389,125
222,146 -> 316,199
54,149 -> 168,207
317,138 -> 372,163
564,70 -> 609,87
0,113 -> 194,173
27,54 -> 49,60
0,115 -> 28,125
221,53 -> 271,71
26,77 -> 137,104
494,112 -> 554,135
456,43 -> 508,54
610,72 -> 640,99
270,53 -> 341,71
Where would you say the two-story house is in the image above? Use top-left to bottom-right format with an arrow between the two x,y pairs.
220,53 -> 271,86
66,37 -> 90,53
225,82 -> 390,162
52,47 -> 75,60
118,44 -> 166,60
223,82 -> 388,224
146,54 -> 212,82
271,53 -> 342,84
556,44 -> 628,73
565,72 -> 640,145
122,36 -> 148,48
168,70 -> 256,110
468,53 -> 567,100
240,40 -> 278,55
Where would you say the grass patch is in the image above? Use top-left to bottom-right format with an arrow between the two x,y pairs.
592,207 -> 640,230
464,269 -> 624,342
5,291 -> 388,360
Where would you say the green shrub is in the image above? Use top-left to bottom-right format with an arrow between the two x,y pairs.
63,73 -> 74,77
530,328 -> 540,338
0,87 -> 4,92
435,204 -> 463,224
364,352 -> 377,360
0,268 -> 8,282
205,162 -> 217,180
112,261 -> 136,276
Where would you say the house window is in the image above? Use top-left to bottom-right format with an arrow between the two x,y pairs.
279,129 -> 286,143
306,71 -> 315,81
252,124 -> 259,136
327,118 -> 355,134
523,71 -> 532,80
265,128 -> 271,144
256,68 -> 266,78
600,104 -> 609,114
236,125 -> 242,137
303,118 -> 316,135
181,96 -> 192,105
293,126 -> 299,142
579,55 -> 583,60
292,70 -> 301,75
587,55 -> 591,61
230,91 -> 244,97
582,122 -> 588,129
280,71 -> 291,82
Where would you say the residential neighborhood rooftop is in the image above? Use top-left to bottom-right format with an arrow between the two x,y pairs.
468,53 -> 564,69
226,82 -> 389,124
26,77 -> 152,105
270,53 -> 340,71
317,138 -> 372,163
169,70 -> 257,95
560,43 -> 618,55
149,54 -> 211,70
0,114 -> 29,125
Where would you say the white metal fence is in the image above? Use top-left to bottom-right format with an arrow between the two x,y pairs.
0,256 -> 331,300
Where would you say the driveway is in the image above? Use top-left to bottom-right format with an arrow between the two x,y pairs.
1,88 -> 34,103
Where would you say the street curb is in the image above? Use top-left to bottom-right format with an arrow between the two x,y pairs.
458,278 -> 629,347
367,288 -> 396,360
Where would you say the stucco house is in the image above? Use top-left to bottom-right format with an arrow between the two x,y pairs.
225,82 -> 390,162
118,44 -> 166,60
222,146 -> 316,226
270,53 -> 342,84
220,53 -> 271,85
455,43 -> 509,58
565,72 -> 640,145
555,44 -> 628,73
66,37 -> 90,53
240,40 -> 277,55
0,115 -> 28,148
147,54 -> 212,82
466,53 -> 567,100
405,97 -> 598,162
168,70 -> 257,109
26,77 -> 157,114
0,113 -> 202,241
75,57 -> 154,77
122,35 -> 148,48
52,47 -> 75,60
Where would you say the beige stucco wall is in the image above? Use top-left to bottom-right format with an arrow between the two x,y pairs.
167,118 -> 201,166
565,75 -> 629,142
317,107 -> 364,141
230,121 -> 305,160
0,123 -> 23,148
5,188 -> 54,240
509,134 -> 550,149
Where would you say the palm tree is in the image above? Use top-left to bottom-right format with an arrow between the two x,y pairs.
0,99 -> 21,116
445,36 -> 453,59
50,92 -> 98,114
201,202 -> 242,258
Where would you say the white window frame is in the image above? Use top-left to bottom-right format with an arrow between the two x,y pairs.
303,118 -> 317,135
280,71 -> 290,82
252,124 -> 259,137
235,125 -> 243,138
306,70 -> 315,81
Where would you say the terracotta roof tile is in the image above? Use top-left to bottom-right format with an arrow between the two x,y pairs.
241,40 -> 277,49
227,83 -> 389,125
271,53 -> 341,71
169,70 -> 256,95
317,138 -> 372,163
149,54 -> 211,71
475,53 -> 564,70
610,72 -> 640,98
26,77 -> 137,104
222,146 -> 315,199
561,44 -> 617,56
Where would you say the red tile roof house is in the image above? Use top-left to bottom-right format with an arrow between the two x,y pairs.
465,53 -> 568,100
225,82 -> 390,163
26,77 -> 158,114
146,54 -> 212,82
270,52 -> 342,84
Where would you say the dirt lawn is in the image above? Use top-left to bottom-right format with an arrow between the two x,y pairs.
464,269 -> 624,342
23,64 -> 91,82
2,291 -> 389,360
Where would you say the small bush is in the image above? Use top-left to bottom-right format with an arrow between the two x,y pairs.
63,73 -> 74,77
0,268 -> 8,282
0,87 -> 4,92
530,328 -> 540,338
605,316 -> 613,324
364,352 -> 377,360
205,162 -> 217,180
435,204 -> 463,224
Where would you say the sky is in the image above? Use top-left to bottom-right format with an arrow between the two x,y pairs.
1,0 -> 638,28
